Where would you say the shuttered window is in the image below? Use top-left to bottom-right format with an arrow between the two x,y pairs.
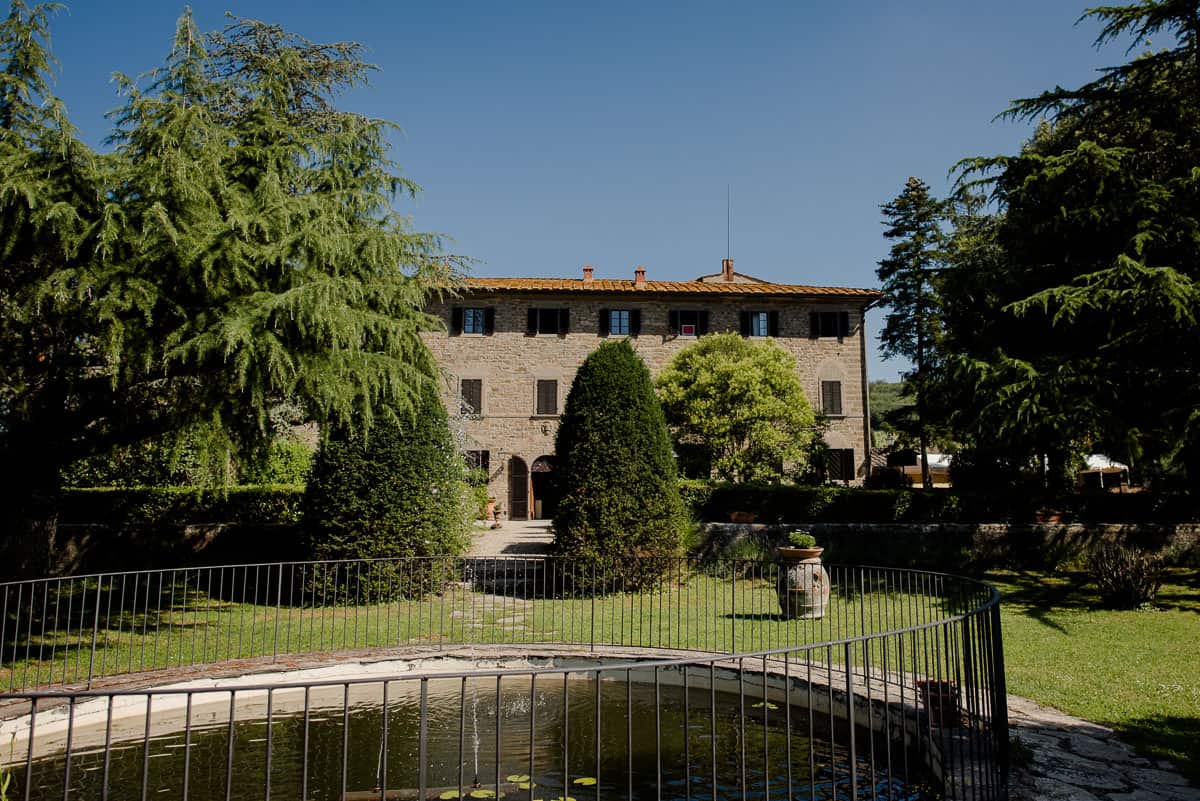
460,379 -> 483,416
668,309 -> 708,337
830,449 -> 855,482
599,309 -> 640,336
809,311 -> 850,338
535,379 -> 558,415
740,310 -> 779,337
820,380 -> 843,416
451,307 -> 495,335
526,308 -> 569,335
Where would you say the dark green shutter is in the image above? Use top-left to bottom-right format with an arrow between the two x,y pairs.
559,308 -> 570,334
839,311 -> 850,338
809,311 -> 820,338
527,308 -> 538,335
697,310 -> 709,335
483,307 -> 495,335
668,310 -> 679,335
739,311 -> 751,337
630,309 -> 641,336
451,307 -> 463,335
768,311 -> 780,337
598,309 -> 610,336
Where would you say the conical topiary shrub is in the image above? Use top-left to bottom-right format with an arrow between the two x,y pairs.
303,386 -> 472,600
552,340 -> 687,590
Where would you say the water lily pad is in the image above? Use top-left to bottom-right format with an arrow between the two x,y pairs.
507,775 -> 531,783
549,796 -> 576,801
751,701 -> 778,710
518,782 -> 536,790
572,778 -> 597,786
440,792 -> 462,800
470,791 -> 496,799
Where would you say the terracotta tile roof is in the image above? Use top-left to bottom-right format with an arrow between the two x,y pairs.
463,277 -> 881,300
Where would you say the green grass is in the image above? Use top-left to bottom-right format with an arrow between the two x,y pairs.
989,568 -> 1200,784
1,570 -> 963,691
9,564 -> 1195,784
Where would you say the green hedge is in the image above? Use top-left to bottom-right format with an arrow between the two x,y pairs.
679,481 -> 1200,524
59,485 -> 306,527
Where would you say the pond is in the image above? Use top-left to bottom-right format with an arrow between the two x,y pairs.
15,666 -> 934,800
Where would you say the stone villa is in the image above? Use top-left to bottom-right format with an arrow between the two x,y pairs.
423,260 -> 881,520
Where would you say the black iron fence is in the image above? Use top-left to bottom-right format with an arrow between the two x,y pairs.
0,557 -> 1008,800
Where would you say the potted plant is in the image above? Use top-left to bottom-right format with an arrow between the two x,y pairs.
775,529 -> 829,620
777,530 -> 823,561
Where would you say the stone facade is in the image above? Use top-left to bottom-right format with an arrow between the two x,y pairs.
422,265 -> 880,519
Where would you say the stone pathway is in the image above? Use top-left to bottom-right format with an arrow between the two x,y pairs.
467,518 -> 554,555
1008,695 -> 1198,801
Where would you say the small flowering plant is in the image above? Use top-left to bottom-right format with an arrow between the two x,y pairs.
787,530 -> 817,549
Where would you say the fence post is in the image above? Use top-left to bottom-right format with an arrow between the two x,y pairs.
990,601 -> 1010,796
729,565 -> 737,654
844,640 -> 858,800
87,577 -> 102,688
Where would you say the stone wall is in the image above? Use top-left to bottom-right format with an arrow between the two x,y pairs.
423,290 -> 872,516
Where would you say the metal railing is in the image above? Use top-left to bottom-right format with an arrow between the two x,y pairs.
0,557 -> 1009,800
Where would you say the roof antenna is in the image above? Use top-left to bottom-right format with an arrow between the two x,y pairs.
726,184 -> 732,260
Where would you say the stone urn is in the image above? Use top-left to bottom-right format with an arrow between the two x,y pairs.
776,546 -> 830,620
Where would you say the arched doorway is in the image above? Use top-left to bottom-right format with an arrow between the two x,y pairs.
530,455 -> 559,520
508,456 -> 529,520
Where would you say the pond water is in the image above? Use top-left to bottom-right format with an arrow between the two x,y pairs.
17,667 -> 933,800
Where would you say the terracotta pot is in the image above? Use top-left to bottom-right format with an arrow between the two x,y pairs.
776,547 -> 829,620
916,679 -> 961,727
484,498 -> 497,521
776,546 -> 823,561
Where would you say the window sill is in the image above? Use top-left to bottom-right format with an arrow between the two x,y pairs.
531,414 -> 560,419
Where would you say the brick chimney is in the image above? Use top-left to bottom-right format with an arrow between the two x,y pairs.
722,258 -> 735,282
582,264 -> 594,284
634,265 -> 646,287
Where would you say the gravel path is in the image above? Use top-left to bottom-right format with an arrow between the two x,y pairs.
467,518 -> 554,555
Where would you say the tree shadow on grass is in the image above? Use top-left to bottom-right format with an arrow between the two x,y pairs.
988,567 -> 1200,632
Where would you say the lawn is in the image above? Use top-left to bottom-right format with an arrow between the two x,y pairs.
0,567 -> 972,692
4,563 -> 1195,784
988,568 -> 1200,783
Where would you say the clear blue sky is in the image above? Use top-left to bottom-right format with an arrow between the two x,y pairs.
39,1 -> 1127,380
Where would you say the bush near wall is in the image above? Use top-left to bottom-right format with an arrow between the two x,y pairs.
59,485 -> 306,526
679,481 -> 1200,524
47,486 -> 306,575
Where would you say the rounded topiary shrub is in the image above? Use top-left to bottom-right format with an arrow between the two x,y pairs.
303,387 -> 472,601
552,340 -> 688,590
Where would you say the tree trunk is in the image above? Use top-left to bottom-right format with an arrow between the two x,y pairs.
919,432 -> 933,490
0,438 -> 63,580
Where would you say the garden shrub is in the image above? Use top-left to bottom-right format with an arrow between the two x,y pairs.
58,485 -> 305,526
680,482 -> 1200,524
1087,544 -> 1165,608
303,388 -> 472,601
553,340 -> 687,590
240,439 -> 315,485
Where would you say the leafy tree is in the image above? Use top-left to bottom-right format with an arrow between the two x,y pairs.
948,0 -> 1200,487
656,333 -> 817,483
0,6 -> 455,573
303,388 -> 472,599
553,340 -> 686,586
877,177 -> 946,488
